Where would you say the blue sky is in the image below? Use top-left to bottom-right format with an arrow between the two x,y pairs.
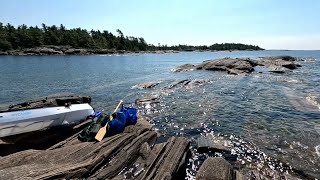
1,0 -> 319,50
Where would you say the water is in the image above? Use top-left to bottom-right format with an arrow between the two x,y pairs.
0,50 -> 320,178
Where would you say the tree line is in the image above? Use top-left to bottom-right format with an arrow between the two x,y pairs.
0,22 -> 263,52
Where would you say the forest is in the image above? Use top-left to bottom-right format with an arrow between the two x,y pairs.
0,22 -> 263,52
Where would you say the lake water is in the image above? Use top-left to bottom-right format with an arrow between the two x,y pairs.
0,50 -> 319,178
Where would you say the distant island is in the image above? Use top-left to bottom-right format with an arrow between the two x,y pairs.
0,22 -> 264,55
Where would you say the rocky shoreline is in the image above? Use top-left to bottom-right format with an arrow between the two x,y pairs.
0,46 -> 180,56
0,46 -> 263,56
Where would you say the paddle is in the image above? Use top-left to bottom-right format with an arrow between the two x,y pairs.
95,100 -> 123,142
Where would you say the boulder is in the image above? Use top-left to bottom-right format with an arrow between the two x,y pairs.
174,64 -> 195,72
196,58 -> 255,75
196,157 -> 233,180
0,51 -> 8,55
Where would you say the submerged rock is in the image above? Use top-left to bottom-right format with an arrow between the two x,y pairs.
196,157 -> 233,180
132,82 -> 161,89
174,64 -> 195,72
165,79 -> 208,90
135,97 -> 160,105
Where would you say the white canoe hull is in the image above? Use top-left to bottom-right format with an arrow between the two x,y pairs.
0,103 -> 94,138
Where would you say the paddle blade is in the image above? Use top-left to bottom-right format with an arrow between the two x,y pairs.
95,126 -> 107,141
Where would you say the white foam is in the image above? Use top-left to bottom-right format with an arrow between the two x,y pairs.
315,145 -> 320,158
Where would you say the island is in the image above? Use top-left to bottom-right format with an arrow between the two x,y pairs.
0,22 -> 264,55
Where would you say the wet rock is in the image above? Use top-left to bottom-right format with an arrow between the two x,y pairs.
135,97 -> 160,105
267,65 -> 288,74
196,134 -> 232,153
132,82 -> 161,89
185,79 -> 208,89
174,64 -> 195,72
165,79 -> 208,90
166,79 -> 191,90
196,157 -> 232,180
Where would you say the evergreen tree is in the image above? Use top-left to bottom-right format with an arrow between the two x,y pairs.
0,21 -> 264,52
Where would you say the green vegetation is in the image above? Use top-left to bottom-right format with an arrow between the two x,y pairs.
0,22 -> 263,52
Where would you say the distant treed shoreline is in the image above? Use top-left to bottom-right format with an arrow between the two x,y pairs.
0,22 -> 264,54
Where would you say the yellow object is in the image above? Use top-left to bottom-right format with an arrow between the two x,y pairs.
95,100 -> 123,142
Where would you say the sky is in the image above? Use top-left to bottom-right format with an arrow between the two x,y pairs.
1,0 -> 320,50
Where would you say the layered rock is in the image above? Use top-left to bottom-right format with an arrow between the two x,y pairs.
0,117 -> 190,180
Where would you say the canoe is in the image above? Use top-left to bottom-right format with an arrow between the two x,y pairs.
0,95 -> 94,138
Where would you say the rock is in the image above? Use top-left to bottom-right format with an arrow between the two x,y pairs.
196,58 -> 256,75
185,79 -> 208,89
38,47 -> 63,55
174,64 -> 195,72
174,56 -> 304,75
24,47 -> 63,55
7,50 -> 26,56
93,49 -> 116,54
235,170 -> 244,180
64,48 -> 88,55
135,97 -> 160,105
0,51 -> 8,55
132,82 -> 161,89
268,55 -> 297,61
255,56 -> 301,71
165,79 -> 208,90
196,157 -> 232,180
196,135 -> 232,153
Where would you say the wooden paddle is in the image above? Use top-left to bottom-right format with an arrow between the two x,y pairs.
95,100 -> 123,142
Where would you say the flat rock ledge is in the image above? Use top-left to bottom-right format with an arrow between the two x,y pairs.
174,56 -> 303,75
0,116 -> 190,180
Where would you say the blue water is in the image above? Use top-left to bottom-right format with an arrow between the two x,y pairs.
0,50 -> 320,177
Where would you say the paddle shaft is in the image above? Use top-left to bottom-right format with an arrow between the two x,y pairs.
95,100 -> 123,141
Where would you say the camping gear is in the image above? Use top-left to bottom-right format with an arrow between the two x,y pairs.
95,100 -> 123,141
0,95 -> 94,138
78,102 -> 138,142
